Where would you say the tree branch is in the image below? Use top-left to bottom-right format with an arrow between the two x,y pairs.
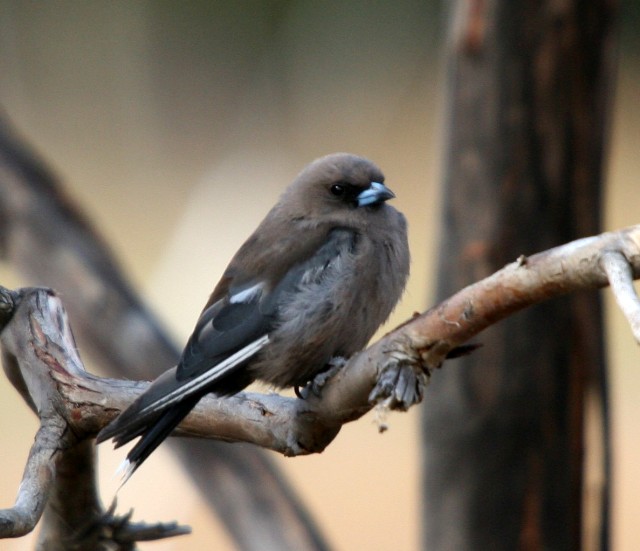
601,250 -> 640,344
0,287 -> 190,548
1,225 -> 638,543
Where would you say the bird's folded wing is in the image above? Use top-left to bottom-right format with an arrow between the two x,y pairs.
97,227 -> 357,445
96,334 -> 270,444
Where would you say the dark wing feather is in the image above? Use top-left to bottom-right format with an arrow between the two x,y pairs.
176,288 -> 272,382
97,228 -> 357,467
176,226 -> 358,382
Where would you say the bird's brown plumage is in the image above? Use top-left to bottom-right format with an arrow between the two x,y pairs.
97,153 -> 410,479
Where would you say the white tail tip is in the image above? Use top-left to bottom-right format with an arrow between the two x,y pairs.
115,458 -> 136,489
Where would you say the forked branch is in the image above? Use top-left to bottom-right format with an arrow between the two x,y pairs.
0,224 -> 638,545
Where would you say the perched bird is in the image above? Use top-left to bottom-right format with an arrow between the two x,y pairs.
97,153 -> 410,480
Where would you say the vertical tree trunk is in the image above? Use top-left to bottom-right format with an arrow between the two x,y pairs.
422,1 -> 618,549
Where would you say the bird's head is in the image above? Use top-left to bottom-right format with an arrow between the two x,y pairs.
283,153 -> 396,222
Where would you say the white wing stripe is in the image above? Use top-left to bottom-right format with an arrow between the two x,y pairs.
229,282 -> 264,304
137,335 -> 270,416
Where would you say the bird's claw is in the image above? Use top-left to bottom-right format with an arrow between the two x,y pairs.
296,357 -> 347,399
369,351 -> 430,412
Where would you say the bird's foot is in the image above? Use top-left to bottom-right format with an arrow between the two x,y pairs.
369,348 -> 429,414
295,357 -> 347,399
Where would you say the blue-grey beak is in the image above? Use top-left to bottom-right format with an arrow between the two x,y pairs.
356,181 -> 395,207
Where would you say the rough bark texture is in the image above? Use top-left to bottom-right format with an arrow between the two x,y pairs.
423,1 -> 618,550
0,287 -> 191,549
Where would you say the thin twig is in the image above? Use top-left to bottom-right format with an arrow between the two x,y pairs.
601,250 -> 640,344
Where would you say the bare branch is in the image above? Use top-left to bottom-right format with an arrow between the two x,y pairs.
7,225 -> 640,455
601,250 -> 640,344
37,440 -> 191,550
400,226 -> 640,366
1,224 -> 638,544
0,421 -> 60,538
0,288 -> 190,547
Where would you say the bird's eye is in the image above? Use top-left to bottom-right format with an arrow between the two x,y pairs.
330,183 -> 345,196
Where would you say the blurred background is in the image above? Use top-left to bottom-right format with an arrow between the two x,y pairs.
0,2 -> 637,549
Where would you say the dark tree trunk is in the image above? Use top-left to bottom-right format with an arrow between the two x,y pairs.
422,1 -> 618,549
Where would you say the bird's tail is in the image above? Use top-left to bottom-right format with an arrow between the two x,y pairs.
114,396 -> 200,484
98,335 -> 271,483
96,367 -> 199,482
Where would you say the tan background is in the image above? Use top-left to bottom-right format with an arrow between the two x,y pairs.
0,3 -> 638,550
